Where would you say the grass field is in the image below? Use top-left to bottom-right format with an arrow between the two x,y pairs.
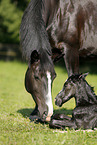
0,59 -> 97,145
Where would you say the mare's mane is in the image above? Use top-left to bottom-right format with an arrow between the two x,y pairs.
68,74 -> 94,92
67,74 -> 97,105
20,0 -> 51,63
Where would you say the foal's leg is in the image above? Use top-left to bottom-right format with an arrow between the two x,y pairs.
49,114 -> 77,129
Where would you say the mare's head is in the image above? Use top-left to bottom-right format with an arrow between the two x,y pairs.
25,50 -> 56,121
55,73 -> 97,107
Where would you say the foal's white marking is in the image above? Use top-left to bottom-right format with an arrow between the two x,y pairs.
45,71 -> 53,121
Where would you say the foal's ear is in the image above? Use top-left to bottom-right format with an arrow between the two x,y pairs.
30,50 -> 40,64
79,72 -> 89,79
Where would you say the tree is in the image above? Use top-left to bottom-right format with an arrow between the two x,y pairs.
0,0 -> 30,43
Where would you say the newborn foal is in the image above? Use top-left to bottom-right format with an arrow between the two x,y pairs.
50,73 -> 97,129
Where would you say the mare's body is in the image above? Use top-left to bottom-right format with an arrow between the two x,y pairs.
43,0 -> 97,76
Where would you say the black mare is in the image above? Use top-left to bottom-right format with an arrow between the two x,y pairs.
20,0 -> 97,122
50,73 -> 97,129
43,0 -> 97,76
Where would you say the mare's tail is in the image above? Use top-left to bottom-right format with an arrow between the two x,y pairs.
20,0 -> 51,64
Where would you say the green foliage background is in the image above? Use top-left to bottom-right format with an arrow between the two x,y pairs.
0,0 -> 30,43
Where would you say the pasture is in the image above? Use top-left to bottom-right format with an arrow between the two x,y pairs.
0,59 -> 97,145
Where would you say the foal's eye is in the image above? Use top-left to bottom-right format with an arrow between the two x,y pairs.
66,84 -> 71,89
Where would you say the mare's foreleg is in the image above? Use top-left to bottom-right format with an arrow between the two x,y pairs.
64,44 -> 79,76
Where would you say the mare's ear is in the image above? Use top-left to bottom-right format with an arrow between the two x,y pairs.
79,72 -> 89,79
30,50 -> 40,64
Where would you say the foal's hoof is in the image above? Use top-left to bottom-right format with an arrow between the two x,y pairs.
49,119 -> 58,129
49,119 -> 64,129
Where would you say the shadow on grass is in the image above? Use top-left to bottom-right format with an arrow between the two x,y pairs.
17,108 -> 33,118
17,108 -> 73,118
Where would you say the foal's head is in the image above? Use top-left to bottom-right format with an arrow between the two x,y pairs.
55,74 -> 78,107
55,73 -> 97,107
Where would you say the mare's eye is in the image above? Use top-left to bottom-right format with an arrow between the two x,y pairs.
34,75 -> 39,80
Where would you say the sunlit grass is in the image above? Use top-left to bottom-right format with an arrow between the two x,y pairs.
0,60 -> 97,145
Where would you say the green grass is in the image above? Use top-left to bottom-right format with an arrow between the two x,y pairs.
0,60 -> 97,145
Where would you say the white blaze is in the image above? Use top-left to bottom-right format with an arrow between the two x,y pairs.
45,71 -> 53,121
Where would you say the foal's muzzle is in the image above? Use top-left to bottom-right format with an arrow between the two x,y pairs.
55,97 -> 62,107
